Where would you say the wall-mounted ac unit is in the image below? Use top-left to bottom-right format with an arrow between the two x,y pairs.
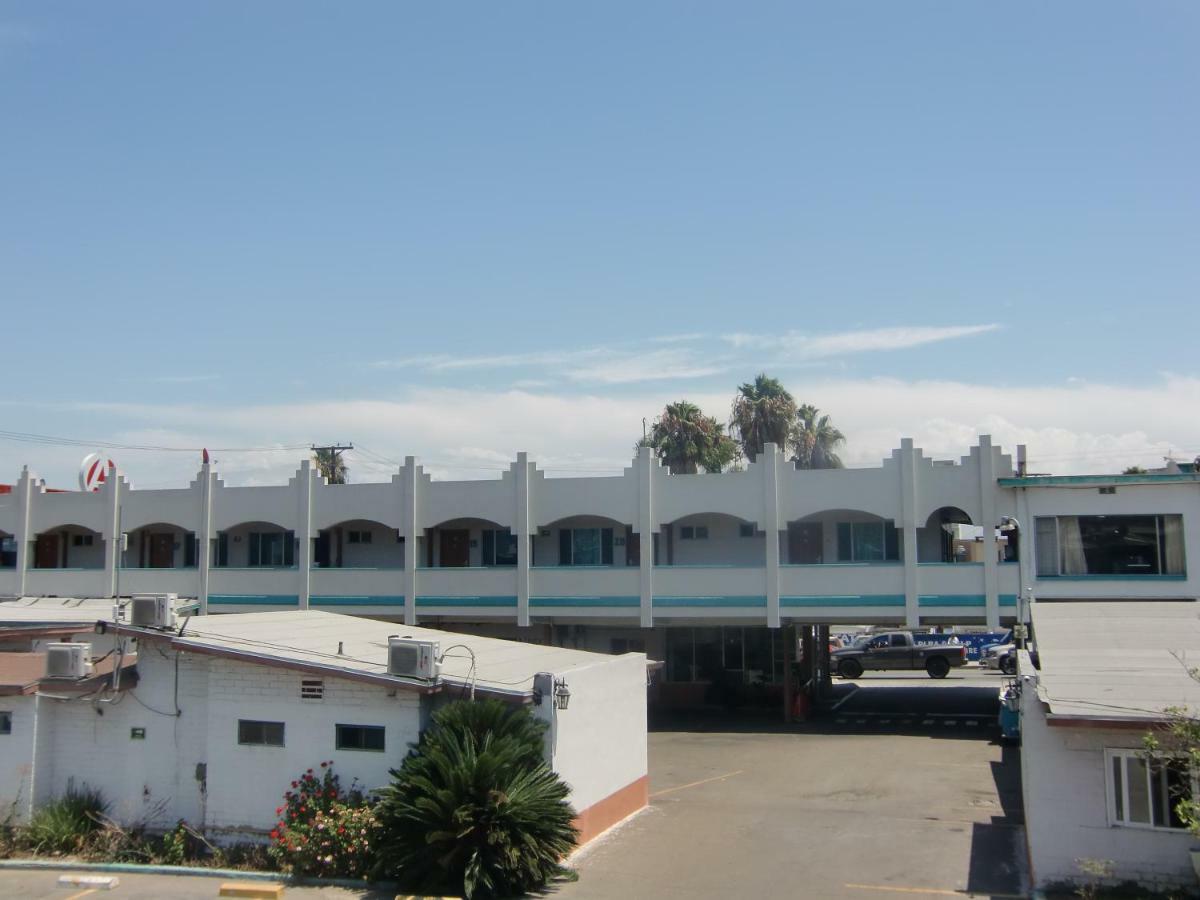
46,643 -> 91,679
388,637 -> 440,681
130,593 -> 177,628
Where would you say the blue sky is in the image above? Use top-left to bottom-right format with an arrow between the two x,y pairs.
1,3 -> 1197,485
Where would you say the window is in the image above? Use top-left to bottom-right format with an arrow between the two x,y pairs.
72,534 -> 94,547
836,521 -> 900,562
1107,749 -> 1194,830
481,529 -> 518,566
237,719 -> 285,746
558,528 -> 614,565
739,523 -> 756,538
1035,515 -> 1186,577
347,530 -> 373,544
680,525 -> 709,540
336,724 -> 385,752
248,531 -> 296,567
0,711 -> 11,735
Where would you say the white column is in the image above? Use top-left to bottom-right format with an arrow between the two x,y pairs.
763,443 -> 781,629
402,457 -> 419,626
637,445 -> 655,629
899,439 -> 920,628
103,464 -> 121,599
515,452 -> 532,628
14,467 -> 34,598
978,435 -> 1000,629
297,461 -> 314,610
197,463 -> 213,615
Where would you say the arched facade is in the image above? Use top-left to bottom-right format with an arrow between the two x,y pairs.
315,519 -> 403,569
785,509 -> 901,565
214,521 -> 295,569
32,524 -> 105,569
123,522 -> 197,570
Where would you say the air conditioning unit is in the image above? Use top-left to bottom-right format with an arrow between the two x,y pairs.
130,593 -> 177,628
46,643 -> 91,679
388,637 -> 440,681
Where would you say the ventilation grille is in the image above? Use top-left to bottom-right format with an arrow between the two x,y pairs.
300,679 -> 324,701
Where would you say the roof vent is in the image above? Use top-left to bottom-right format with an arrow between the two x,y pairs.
46,643 -> 91,680
388,638 -> 440,681
300,678 -> 324,701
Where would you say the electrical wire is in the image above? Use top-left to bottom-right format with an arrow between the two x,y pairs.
0,428 -> 308,454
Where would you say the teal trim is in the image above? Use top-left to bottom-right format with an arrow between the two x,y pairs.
208,594 -> 299,606
999,474 -> 1200,487
781,562 -> 903,568
1000,594 -> 1018,607
416,566 -> 516,571
652,564 -> 755,570
417,596 -> 518,607
653,596 -> 766,608
211,566 -> 299,572
1037,574 -> 1188,582
532,596 -> 640,608
119,566 -> 200,571
918,594 -> 985,607
310,595 -> 404,607
312,566 -> 404,571
530,565 -> 618,570
782,595 -> 906,608
916,562 -> 984,568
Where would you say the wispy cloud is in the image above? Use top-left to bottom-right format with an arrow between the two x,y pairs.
370,324 -> 1001,386
153,374 -> 221,385
723,324 -> 1001,358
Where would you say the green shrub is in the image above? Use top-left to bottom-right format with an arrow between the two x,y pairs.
25,784 -> 108,855
373,700 -> 578,899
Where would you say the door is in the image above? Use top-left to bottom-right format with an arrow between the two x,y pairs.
788,522 -> 823,564
148,533 -> 174,568
439,529 -> 470,567
34,533 -> 59,569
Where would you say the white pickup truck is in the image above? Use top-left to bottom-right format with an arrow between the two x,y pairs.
830,631 -> 969,679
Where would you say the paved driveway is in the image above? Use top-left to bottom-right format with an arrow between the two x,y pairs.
557,701 -> 1026,899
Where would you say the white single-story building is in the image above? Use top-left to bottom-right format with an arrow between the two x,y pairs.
0,609 -> 648,846
1020,600 -> 1200,893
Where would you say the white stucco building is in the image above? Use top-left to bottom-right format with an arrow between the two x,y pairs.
0,610 -> 648,845
0,436 -> 1196,704
1020,601 -> 1200,892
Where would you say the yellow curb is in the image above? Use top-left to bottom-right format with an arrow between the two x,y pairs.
218,883 -> 285,899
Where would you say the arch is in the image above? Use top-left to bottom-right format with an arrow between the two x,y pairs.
919,506 -> 975,563
534,514 -> 631,568
785,509 -> 899,565
215,520 -> 295,569
425,517 -> 516,568
659,512 -> 764,568
31,523 -> 104,570
316,518 -> 404,569
124,522 -> 197,570
0,530 -> 15,569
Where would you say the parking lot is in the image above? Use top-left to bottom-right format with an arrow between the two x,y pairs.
559,667 -> 1025,899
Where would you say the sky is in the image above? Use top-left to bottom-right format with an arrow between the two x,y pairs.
1,2 -> 1197,487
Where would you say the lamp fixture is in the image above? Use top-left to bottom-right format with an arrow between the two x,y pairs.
553,678 -> 571,710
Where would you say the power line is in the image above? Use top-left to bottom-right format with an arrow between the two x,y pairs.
0,428 -> 308,454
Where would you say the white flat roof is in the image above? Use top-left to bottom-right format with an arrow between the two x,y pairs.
1032,600 -> 1200,723
0,596 -> 120,625
130,610 -> 626,699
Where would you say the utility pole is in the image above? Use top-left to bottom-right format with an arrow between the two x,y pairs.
311,443 -> 354,484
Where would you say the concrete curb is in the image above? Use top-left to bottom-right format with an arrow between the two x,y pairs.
0,859 -> 392,891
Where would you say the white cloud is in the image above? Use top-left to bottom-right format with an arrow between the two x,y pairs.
7,374 -> 1197,488
565,348 -> 732,384
723,324 -> 1001,358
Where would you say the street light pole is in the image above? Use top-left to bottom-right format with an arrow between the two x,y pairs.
998,516 -> 1030,650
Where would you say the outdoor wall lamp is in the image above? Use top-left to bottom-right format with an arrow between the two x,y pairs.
553,678 -> 571,710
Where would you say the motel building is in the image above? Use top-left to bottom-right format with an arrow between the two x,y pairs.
1,436 -> 1197,710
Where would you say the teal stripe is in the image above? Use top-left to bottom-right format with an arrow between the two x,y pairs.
918,594 -> 985,607
310,595 -> 404,607
999,473 -> 1200,487
1000,594 -> 1018,607
782,595 -> 905,608
532,596 -> 640,608
208,595 -> 299,606
417,596 -> 518,608
1038,574 -> 1187,581
653,596 -> 766,608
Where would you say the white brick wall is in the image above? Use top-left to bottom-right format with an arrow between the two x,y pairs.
0,694 -> 36,822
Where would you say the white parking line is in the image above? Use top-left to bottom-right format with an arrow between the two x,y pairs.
944,720 -> 957,726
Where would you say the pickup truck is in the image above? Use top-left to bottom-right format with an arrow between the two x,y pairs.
830,631 -> 968,679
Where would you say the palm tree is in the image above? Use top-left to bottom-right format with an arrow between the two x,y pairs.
312,448 -> 348,484
642,401 -> 738,474
792,404 -> 846,469
729,374 -> 798,463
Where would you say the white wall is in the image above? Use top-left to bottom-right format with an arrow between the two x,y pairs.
1021,674 -> 1195,891
0,694 -> 36,822
541,652 -> 648,814
668,514 -> 764,567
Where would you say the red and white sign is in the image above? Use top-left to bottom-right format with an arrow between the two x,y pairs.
79,453 -> 115,492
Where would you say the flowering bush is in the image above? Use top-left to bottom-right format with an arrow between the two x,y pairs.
269,762 -> 379,879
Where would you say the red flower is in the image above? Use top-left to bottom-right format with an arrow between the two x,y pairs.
275,806 -> 283,815
269,829 -> 279,840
